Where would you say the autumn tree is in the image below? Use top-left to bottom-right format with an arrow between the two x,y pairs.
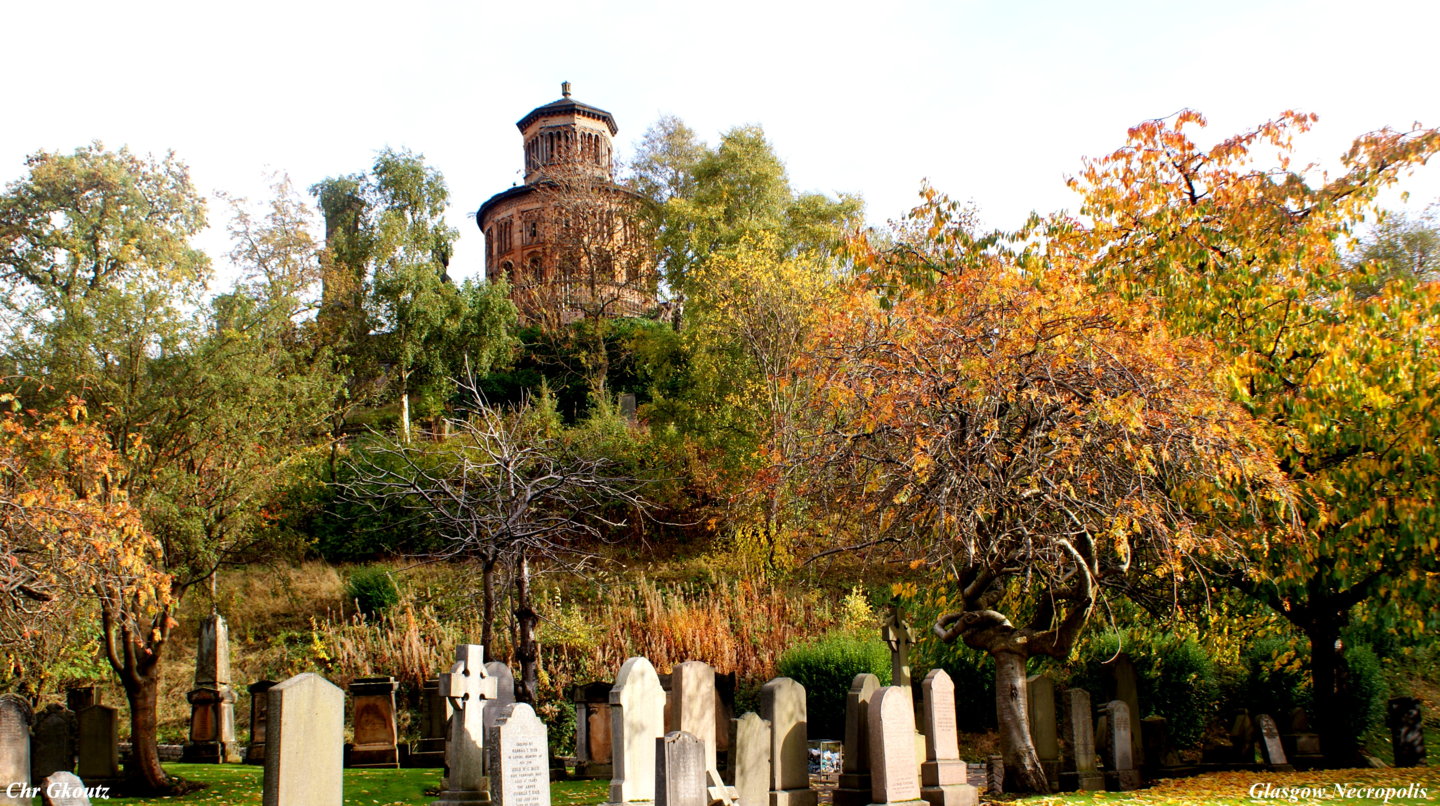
1067,110 -> 1440,762
796,192 -> 1285,792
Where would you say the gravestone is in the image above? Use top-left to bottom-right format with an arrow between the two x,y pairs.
760,678 -> 817,806
572,681 -> 614,779
983,756 -> 1002,796
1282,708 -> 1323,767
728,712 -> 770,806
1024,675 -> 1059,790
1108,655 -> 1143,767
1255,714 -> 1292,772
672,661 -> 718,777
184,613 -> 240,763
609,656 -> 666,806
64,689 -> 97,714
39,770 -> 93,806
1102,701 -> 1140,791
0,694 -> 32,806
485,662 -> 517,733
880,604 -> 914,689
30,704 -> 77,782
833,674 -> 879,806
435,644 -> 498,806
1387,697 -> 1426,768
263,673 -> 344,806
1139,716 -> 1179,774
867,686 -> 924,806
489,703 -> 550,806
714,673 -> 737,772
1228,710 -> 1256,764
919,671 -> 977,806
74,705 -> 120,784
347,676 -> 400,768
410,677 -> 450,767
656,731 -> 706,806
1060,689 -> 1103,791
245,680 -> 277,765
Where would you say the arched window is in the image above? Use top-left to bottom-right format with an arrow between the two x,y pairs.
500,260 -> 514,284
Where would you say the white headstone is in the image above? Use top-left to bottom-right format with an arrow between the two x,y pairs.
489,703 -> 550,806
918,672 -> 976,806
40,771 -> 92,806
868,686 -> 922,806
672,661 -> 717,775
609,657 -> 667,805
728,712 -> 770,806
760,678 -> 816,806
263,673 -> 344,806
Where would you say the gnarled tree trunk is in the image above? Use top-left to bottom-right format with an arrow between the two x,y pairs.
993,649 -> 1048,793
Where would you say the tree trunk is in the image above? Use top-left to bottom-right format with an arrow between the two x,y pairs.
993,650 -> 1049,793
1306,618 -> 1354,764
513,552 -> 541,703
400,381 -> 412,444
481,556 -> 496,649
123,671 -> 173,792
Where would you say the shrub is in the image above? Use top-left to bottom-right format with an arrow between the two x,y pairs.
347,567 -> 400,617
1238,633 -> 1311,717
1336,642 -> 1389,741
777,632 -> 890,739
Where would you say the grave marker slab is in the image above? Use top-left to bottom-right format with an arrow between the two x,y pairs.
263,673 -> 344,806
434,644 -> 498,806
918,671 -> 976,806
1060,689 -> 1102,791
1108,656 -> 1143,767
1387,697 -> 1426,768
74,705 -> 119,784
673,662 -> 718,776
30,705 -> 76,782
572,681 -> 614,779
833,674 -> 879,806
1256,714 -> 1292,772
1102,701 -> 1140,791
760,678 -> 816,806
1024,675 -> 1059,789
485,662 -> 517,733
489,703 -> 550,806
245,680 -> 277,765
867,686 -> 924,806
347,676 -> 400,768
39,770 -> 94,806
728,713 -> 770,806
656,731 -> 706,806
0,694 -> 33,806
609,657 -> 666,806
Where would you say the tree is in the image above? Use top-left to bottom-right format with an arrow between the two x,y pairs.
341,386 -> 650,701
1349,204 -> 1440,298
795,192 -> 1285,792
1067,110 -> 1440,762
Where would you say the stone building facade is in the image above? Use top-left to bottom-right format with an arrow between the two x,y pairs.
477,83 -> 654,326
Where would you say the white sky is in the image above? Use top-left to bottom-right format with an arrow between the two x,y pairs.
3,0 -> 1438,287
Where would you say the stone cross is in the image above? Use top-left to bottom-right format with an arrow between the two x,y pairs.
656,731 -> 706,806
1061,689 -> 1102,791
706,769 -> 738,806
760,678 -> 817,806
833,674 -> 879,806
919,671 -> 977,806
609,656 -> 666,805
0,694 -> 32,806
880,603 -> 914,689
672,661 -> 718,777
436,644 -> 499,805
867,686 -> 924,806
728,712 -> 770,806
488,703 -> 550,806
263,673 -> 344,806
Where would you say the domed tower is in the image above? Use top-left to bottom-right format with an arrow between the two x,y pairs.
477,83 -> 653,326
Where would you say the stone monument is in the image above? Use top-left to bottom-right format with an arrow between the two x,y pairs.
30,704 -> 76,782
435,644 -> 498,806
760,678 -> 816,806
39,770 -> 94,806
656,731 -> 706,806
0,694 -> 32,806
1255,714 -> 1292,772
1387,697 -> 1426,768
1060,689 -> 1103,791
74,705 -> 120,785
347,676 -> 400,768
728,712 -> 770,806
1025,675 -> 1059,789
245,680 -> 277,765
918,671 -> 977,806
609,657 -> 666,806
833,674 -> 879,806
1107,655 -> 1143,768
485,662 -> 517,733
263,673 -> 344,806
572,681 -> 614,779
673,661 -> 718,777
867,686 -> 925,806
488,703 -> 550,806
411,676 -> 451,767
183,613 -> 240,763
1102,700 -> 1140,791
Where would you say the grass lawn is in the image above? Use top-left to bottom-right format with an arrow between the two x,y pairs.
1014,766 -> 1440,805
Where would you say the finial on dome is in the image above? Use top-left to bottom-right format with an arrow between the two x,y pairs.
562,81 -> 572,98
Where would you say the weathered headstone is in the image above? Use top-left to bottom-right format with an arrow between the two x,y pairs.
1060,689 -> 1103,791
63,689 -> 96,714
245,680 -> 277,765
40,770 -> 94,806
983,756 -> 1002,796
1140,715 -> 1182,772
867,686 -> 924,806
1387,697 -> 1426,768
833,674 -> 879,806
656,731 -> 706,806
489,703 -> 550,806
263,673 -> 344,806
880,604 -> 914,689
609,657 -> 666,806
919,671 -> 977,806
728,712 -> 770,806
1107,655 -> 1143,767
760,678 -> 816,806
184,613 -> 240,763
485,662 -> 517,733
572,681 -> 614,779
435,644 -> 498,806
30,704 -> 77,782
672,661 -> 718,777
0,694 -> 33,806
1255,714 -> 1292,772
1228,709 -> 1256,764
346,676 -> 400,768
74,704 -> 119,784
1025,675 -> 1059,790
1102,701 -> 1140,791
1282,707 -> 1322,767
410,677 -> 451,767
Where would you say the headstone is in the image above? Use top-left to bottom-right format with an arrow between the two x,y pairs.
1387,697 -> 1426,768
1108,655 -> 1143,767
760,678 -> 817,806
1102,701 -> 1140,791
263,673 -> 344,806
1255,714 -> 1292,772
485,662 -> 517,733
572,681 -> 614,779
1060,689 -> 1102,791
1139,716 -> 1175,773
656,731 -> 706,806
30,705 -> 77,781
74,705 -> 119,784
918,671 -> 977,806
609,657 -> 666,806
63,689 -> 97,714
488,703 -> 550,806
983,756 -> 1002,795
0,694 -> 32,806
880,604 -> 914,689
714,673 -> 737,772
1228,710 -> 1256,764
184,613 -> 240,763
728,713 -> 770,806
833,674 -> 879,806
435,644 -> 498,806
672,661 -> 718,777
1282,707 -> 1322,766
411,677 -> 451,767
1024,675 -> 1059,789
245,680 -> 277,765
346,676 -> 400,768
867,686 -> 924,806
39,770 -> 93,806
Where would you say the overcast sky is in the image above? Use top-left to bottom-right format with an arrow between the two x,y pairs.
3,0 -> 1437,286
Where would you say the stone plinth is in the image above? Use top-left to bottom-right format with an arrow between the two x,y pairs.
347,676 -> 400,768
246,681 -> 277,765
